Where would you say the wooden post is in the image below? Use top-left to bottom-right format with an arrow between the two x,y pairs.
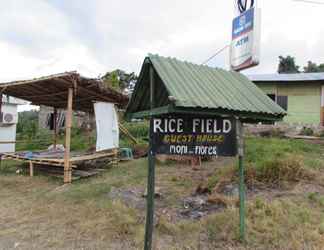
64,88 -> 73,184
321,85 -> 324,126
0,93 -> 2,169
53,108 -> 58,149
144,66 -> 156,250
236,118 -> 245,242
29,161 -> 34,177
0,93 -> 2,121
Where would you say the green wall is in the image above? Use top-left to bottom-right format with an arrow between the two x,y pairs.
257,83 -> 321,125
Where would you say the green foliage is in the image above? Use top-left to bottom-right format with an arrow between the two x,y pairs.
304,61 -> 324,73
278,56 -> 324,73
102,70 -> 120,91
299,127 -> 314,136
207,137 -> 324,191
278,55 -> 300,74
17,110 -> 39,138
121,121 -> 149,139
245,137 -> 323,168
102,69 -> 137,92
307,192 -> 324,207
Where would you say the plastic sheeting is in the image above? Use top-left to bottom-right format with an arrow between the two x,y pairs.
94,102 -> 119,151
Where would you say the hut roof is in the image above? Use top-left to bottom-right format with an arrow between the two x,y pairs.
0,71 -> 128,112
125,55 -> 286,122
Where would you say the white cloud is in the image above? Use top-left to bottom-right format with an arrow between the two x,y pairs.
0,0 -> 324,82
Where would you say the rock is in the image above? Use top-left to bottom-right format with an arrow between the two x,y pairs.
143,187 -> 162,198
195,184 -> 210,195
183,196 -> 206,210
223,184 -> 239,196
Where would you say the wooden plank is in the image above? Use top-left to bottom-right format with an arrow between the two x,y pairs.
70,151 -> 116,163
286,135 -> 320,140
119,123 -> 138,144
1,153 -> 64,162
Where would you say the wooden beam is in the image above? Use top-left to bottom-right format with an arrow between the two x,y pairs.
0,141 -> 16,144
53,108 -> 58,149
64,88 -> 73,183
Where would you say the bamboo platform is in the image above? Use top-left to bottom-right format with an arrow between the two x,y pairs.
1,149 -> 118,179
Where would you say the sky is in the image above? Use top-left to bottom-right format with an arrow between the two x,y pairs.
1,0 -> 324,84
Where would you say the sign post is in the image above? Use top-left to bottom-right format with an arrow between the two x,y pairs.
236,118 -> 245,241
144,67 -> 156,250
144,108 -> 238,249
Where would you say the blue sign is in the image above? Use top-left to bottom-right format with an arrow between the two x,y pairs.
230,7 -> 260,71
232,8 -> 254,40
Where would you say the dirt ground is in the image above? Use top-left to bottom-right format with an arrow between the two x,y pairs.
1,152 -> 324,249
0,158 -> 232,250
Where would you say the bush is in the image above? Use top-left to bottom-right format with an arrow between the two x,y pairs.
299,127 -> 314,136
121,121 -> 149,139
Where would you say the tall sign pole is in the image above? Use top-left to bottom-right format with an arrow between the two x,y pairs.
236,117 -> 245,241
144,66 -> 156,250
231,0 -> 261,241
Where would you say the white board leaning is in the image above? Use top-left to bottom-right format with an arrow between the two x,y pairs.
230,7 -> 261,71
94,102 -> 119,152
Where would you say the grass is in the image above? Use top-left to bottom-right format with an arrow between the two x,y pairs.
245,137 -> 324,169
1,136 -> 324,249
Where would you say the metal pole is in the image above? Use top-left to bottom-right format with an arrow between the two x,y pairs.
236,118 -> 245,241
144,66 -> 156,250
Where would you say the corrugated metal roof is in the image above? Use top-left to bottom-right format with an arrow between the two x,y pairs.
126,55 -> 286,120
247,72 -> 324,82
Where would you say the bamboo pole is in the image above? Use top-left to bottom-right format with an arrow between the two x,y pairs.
29,161 -> 34,177
321,85 -> 324,126
64,88 -> 73,184
53,108 -> 58,149
0,93 -> 2,168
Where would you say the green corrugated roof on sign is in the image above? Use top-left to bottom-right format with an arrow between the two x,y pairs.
125,54 -> 286,121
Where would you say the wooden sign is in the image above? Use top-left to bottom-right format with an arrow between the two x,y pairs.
151,115 -> 237,157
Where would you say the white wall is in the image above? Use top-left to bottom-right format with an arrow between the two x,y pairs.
0,103 -> 18,153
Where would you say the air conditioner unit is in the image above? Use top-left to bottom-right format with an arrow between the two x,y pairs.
1,112 -> 15,124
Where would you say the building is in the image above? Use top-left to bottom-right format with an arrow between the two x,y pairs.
248,73 -> 324,126
0,96 -> 26,153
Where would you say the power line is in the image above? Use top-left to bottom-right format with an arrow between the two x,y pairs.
201,44 -> 230,65
292,0 -> 324,5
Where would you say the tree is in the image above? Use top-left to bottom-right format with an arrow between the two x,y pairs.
101,70 -> 137,93
278,56 -> 300,74
304,61 -> 324,73
319,64 -> 324,72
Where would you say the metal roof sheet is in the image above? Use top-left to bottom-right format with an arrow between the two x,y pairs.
126,55 -> 286,120
247,72 -> 324,82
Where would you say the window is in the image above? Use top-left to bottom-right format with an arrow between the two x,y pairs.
267,94 -> 276,102
277,96 -> 288,111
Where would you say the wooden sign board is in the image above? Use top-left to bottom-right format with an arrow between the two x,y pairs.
151,115 -> 237,157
